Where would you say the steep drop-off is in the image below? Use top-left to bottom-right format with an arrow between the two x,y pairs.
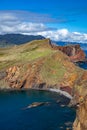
0,39 -> 87,130
52,44 -> 86,62
73,96 -> 87,130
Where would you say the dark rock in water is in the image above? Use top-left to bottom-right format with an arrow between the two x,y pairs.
24,102 -> 50,109
66,128 -> 72,130
0,39 -> 87,130
56,96 -> 70,106
60,104 -> 65,107
0,90 -> 75,130
65,122 -> 72,126
59,126 -> 64,129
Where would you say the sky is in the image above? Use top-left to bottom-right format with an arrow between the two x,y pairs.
0,0 -> 87,43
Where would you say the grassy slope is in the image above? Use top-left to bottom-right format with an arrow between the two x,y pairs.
0,38 -> 86,93
0,39 -> 55,70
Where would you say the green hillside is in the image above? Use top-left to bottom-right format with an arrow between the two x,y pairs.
0,38 -> 86,94
0,39 -> 55,70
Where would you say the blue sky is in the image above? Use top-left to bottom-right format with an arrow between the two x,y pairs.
0,0 -> 87,42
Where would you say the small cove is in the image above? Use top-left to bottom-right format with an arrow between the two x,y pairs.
0,90 -> 75,130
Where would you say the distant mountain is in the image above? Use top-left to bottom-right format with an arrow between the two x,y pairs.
0,34 -> 45,47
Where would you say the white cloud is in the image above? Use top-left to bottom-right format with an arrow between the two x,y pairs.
33,29 -> 87,43
0,11 -> 54,34
0,11 -> 87,43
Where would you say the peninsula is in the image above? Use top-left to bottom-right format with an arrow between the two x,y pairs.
0,38 -> 87,130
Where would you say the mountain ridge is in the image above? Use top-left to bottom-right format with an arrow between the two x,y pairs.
0,34 -> 45,47
0,38 -> 87,130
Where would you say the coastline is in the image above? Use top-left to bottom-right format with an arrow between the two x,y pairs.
49,88 -> 72,99
0,87 -> 72,100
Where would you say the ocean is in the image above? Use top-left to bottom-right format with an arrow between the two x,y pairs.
0,42 -> 87,130
77,50 -> 87,69
0,90 -> 75,130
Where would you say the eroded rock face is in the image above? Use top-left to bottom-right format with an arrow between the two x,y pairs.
0,39 -> 87,130
5,58 -> 45,89
52,44 -> 86,62
73,96 -> 87,130
5,51 -> 84,91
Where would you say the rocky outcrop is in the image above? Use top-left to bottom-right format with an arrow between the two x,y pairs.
52,44 -> 86,62
23,102 -> 50,109
70,71 -> 87,130
5,51 -> 84,91
0,39 -> 87,130
73,96 -> 87,130
4,57 -> 87,130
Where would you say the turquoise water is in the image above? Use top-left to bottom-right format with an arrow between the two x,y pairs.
0,90 -> 75,130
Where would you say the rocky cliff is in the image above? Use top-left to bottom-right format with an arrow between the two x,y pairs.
52,44 -> 86,62
0,39 -> 87,130
73,96 -> 87,130
72,70 -> 87,130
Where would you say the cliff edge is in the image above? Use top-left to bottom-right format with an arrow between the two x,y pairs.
0,39 -> 87,130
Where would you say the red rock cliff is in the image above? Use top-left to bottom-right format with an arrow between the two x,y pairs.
51,44 -> 86,62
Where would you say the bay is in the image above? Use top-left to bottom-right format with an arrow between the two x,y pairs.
0,90 -> 75,130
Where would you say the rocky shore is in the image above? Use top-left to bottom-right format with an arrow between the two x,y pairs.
0,39 -> 87,130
